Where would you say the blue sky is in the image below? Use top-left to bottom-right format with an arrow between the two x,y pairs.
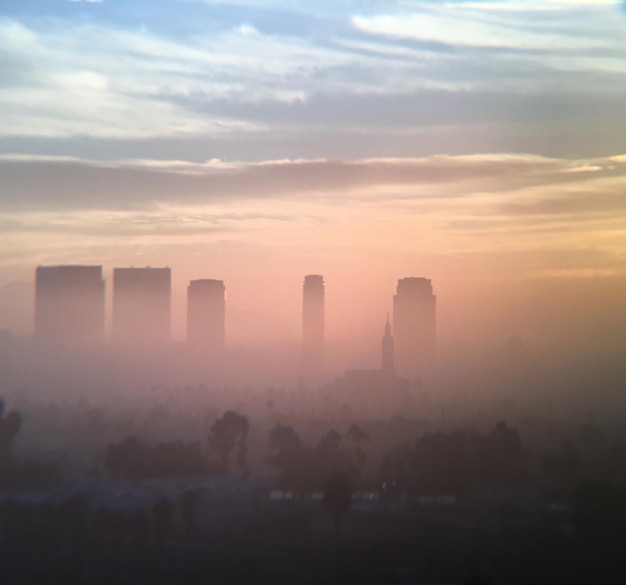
2,0 -> 626,162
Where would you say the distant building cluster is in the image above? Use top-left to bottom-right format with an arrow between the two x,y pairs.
34,266 -> 224,358
33,265 -> 436,379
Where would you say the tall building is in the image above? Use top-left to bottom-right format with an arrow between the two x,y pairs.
34,265 -> 105,345
302,274 -> 325,373
112,267 -> 171,345
0,329 -> 9,371
381,314 -> 394,375
393,277 -> 436,380
187,279 -> 226,355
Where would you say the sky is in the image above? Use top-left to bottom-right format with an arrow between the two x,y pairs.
1,0 -> 626,358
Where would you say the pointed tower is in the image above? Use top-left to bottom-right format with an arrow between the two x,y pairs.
381,313 -> 394,375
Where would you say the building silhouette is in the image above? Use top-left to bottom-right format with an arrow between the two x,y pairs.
34,265 -> 105,345
302,274 -> 325,373
0,329 -> 8,371
381,314 -> 394,375
187,279 -> 226,355
393,277 -> 436,379
112,267 -> 171,345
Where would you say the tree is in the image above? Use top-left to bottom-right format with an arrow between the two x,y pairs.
268,424 -> 303,471
315,428 -> 361,489
573,480 -> 626,543
180,489 -> 200,541
104,436 -> 151,480
401,422 -> 528,500
346,423 -> 369,443
315,430 -> 343,475
104,436 -> 207,479
152,441 -> 206,478
208,411 -> 249,474
268,423 -> 314,494
378,442 -> 416,499
345,423 -> 369,476
413,432 -> 469,497
480,421 -> 528,486
323,472 -> 353,535
543,439 -> 582,500
152,497 -> 173,547
0,397 -> 22,488
0,397 -> 22,459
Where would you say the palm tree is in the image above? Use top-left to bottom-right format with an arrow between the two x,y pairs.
208,411 -> 249,474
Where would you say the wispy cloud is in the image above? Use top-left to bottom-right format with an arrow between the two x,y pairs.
1,152 -> 626,278
1,1 -> 626,288
2,0 -> 626,159
1,152 -> 617,211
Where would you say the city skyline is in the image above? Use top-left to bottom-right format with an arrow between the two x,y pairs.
28,265 -> 434,360
2,1 -> 626,361
2,4 -> 626,581
24,263 -> 444,382
5,256 -> 626,363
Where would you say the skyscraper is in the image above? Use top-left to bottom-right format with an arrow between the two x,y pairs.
381,314 -> 394,375
0,329 -> 9,371
187,279 -> 226,355
34,265 -> 105,345
302,274 -> 324,373
112,267 -> 171,345
393,277 -> 436,380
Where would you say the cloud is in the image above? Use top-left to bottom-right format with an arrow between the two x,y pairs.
2,0 -> 626,156
2,150 -> 626,305
350,4 -> 624,51
1,151 -> 612,212
236,23 -> 261,36
2,153 -> 626,271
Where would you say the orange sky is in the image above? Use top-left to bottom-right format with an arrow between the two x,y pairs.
2,2 -> 626,366
2,153 -> 626,363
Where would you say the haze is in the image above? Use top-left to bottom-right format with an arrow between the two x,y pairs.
3,2 -> 626,583
0,0 -> 625,361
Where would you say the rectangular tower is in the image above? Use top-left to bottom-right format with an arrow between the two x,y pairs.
393,277 -> 436,380
112,267 -> 171,345
302,274 -> 325,374
34,265 -> 105,345
187,279 -> 226,355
